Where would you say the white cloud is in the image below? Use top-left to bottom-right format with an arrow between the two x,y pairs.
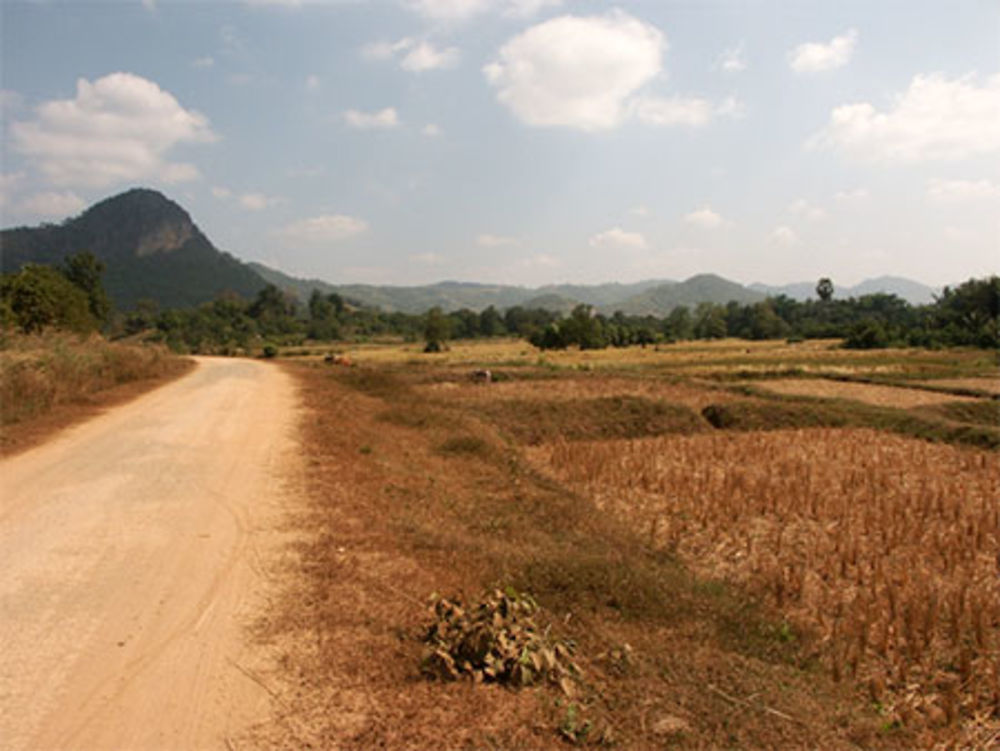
405,0 -> 488,21
211,186 -> 232,199
477,233 -> 519,247
244,0 -> 301,7
629,204 -> 649,217
718,43 -> 746,73
0,171 -> 25,207
589,226 -> 648,249
421,123 -> 443,137
788,28 -> 858,73
280,214 -> 368,244
400,41 -> 460,72
344,107 -> 400,129
239,192 -> 281,210
684,206 -> 725,228
364,38 -> 458,72
715,95 -> 746,119
405,0 -> 560,21
810,72 -> 1000,162
503,0 -> 562,18
770,225 -> 798,246
17,191 -> 86,217
305,74 -> 321,90
411,252 -> 444,264
192,56 -> 215,69
787,198 -> 826,220
10,72 -> 215,188
834,187 -> 869,201
484,11 -> 664,131
926,178 -> 1000,202
634,96 -> 712,127
363,38 -> 413,61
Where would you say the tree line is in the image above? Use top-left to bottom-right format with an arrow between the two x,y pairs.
2,258 -> 996,353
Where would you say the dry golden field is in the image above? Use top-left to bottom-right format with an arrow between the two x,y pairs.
921,377 -> 1000,396
529,429 -> 999,738
755,378 -> 981,408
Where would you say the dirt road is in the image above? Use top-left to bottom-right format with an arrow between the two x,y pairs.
0,357 -> 299,750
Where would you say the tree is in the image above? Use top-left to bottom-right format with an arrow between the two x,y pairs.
0,264 -> 94,333
478,305 -> 506,337
663,306 -> 693,340
693,302 -> 727,339
816,277 -> 834,302
63,252 -> 111,325
307,290 -> 340,340
424,306 -> 451,351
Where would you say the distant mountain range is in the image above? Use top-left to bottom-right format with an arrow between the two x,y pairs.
750,277 -> 938,306
1,188 -> 943,314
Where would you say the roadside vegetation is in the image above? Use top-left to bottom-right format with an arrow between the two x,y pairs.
248,340 -> 998,749
0,257 -> 191,450
0,332 -> 190,447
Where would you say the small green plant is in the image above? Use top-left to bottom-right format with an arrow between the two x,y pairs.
559,702 -> 592,745
261,343 -> 278,358
359,444 -> 373,455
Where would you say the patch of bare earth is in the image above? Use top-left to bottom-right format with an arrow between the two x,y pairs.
246,363 -> 917,749
754,378 -> 982,408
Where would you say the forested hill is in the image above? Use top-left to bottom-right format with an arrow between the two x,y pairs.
1,188 -> 266,309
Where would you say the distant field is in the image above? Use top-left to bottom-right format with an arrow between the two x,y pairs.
754,377 -> 981,408
318,337 -> 997,379
919,377 -> 1000,396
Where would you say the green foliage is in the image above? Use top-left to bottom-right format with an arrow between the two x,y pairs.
844,318 -> 891,349
0,264 -> 95,334
423,306 -> 451,349
63,252 -> 111,325
927,276 -> 999,348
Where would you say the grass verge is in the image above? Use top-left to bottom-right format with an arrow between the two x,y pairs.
246,361 -> 909,750
0,332 -> 192,454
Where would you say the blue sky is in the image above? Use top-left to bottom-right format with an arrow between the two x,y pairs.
1,0 -> 997,288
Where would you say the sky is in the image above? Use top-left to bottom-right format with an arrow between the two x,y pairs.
1,0 -> 998,289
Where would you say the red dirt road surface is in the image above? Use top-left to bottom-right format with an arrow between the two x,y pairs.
0,357 -> 299,750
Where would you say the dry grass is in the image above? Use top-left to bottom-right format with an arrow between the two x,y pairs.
530,428 -> 1000,743
0,332 -> 189,426
755,378 -> 982,408
248,363 -> 911,750
921,377 -> 1000,396
419,373 -> 736,413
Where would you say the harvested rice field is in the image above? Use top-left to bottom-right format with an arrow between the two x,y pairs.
528,428 -> 1000,743
753,377 -> 983,408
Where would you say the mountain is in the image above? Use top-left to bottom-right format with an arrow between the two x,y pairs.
614,274 -> 766,316
849,276 -> 938,305
1,188 -> 267,309
537,279 -> 673,307
750,276 -> 938,305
